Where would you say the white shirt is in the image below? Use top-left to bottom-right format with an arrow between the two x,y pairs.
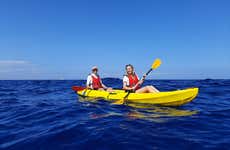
123,74 -> 139,86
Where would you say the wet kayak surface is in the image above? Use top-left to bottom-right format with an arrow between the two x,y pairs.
1,79 -> 230,150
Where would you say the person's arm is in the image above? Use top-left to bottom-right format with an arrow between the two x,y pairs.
86,76 -> 93,89
123,76 -> 134,90
123,81 -> 134,90
137,73 -> 146,86
101,83 -> 108,90
132,82 -> 142,90
100,79 -> 108,90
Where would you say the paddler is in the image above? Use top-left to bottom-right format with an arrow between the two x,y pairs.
86,66 -> 113,92
123,64 -> 159,93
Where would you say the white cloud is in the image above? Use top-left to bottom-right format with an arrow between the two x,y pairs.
0,60 -> 28,65
0,60 -> 31,73
0,60 -> 41,79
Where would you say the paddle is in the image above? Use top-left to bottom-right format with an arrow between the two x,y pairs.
145,58 -> 161,76
113,58 -> 162,105
72,86 -> 86,92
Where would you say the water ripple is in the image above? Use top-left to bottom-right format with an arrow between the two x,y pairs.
0,79 -> 230,150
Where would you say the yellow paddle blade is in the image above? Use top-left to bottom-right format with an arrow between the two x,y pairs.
151,58 -> 162,70
112,99 -> 124,105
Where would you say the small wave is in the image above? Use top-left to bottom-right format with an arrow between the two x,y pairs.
0,79 -> 230,149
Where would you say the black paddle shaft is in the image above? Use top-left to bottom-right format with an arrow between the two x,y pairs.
124,91 -> 131,98
146,68 -> 153,76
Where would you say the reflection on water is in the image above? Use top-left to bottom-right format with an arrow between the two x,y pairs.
78,96 -> 198,122
78,96 -> 102,102
126,103 -> 197,122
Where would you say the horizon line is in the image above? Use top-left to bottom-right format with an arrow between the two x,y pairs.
0,78 -> 229,81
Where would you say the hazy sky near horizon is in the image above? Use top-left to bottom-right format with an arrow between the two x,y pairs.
0,0 -> 229,79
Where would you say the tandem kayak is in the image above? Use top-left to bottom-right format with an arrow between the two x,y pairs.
72,86 -> 199,106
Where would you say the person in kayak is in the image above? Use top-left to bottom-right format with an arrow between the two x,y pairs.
123,64 -> 159,93
86,66 -> 113,92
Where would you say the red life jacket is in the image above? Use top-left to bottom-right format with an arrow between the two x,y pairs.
127,74 -> 140,90
91,75 -> 103,89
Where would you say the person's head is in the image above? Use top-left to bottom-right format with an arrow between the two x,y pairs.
125,64 -> 134,75
91,66 -> 98,74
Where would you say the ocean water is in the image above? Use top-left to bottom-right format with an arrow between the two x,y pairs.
0,79 -> 230,150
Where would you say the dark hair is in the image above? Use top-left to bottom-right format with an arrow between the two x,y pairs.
125,64 -> 134,70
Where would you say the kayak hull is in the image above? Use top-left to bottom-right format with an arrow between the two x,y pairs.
73,88 -> 199,106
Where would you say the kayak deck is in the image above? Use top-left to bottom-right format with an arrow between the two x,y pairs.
73,87 -> 199,106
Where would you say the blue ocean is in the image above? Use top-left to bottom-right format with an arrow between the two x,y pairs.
1,79 -> 230,150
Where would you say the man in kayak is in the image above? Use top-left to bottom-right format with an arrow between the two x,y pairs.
86,66 -> 113,92
123,64 -> 159,93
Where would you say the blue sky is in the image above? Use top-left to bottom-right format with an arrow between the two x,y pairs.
0,0 -> 229,79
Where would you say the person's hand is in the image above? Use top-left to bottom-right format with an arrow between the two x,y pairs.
138,79 -> 144,85
130,87 -> 136,91
142,74 -> 147,80
107,87 -> 113,92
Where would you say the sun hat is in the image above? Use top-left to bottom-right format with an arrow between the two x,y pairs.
92,66 -> 98,71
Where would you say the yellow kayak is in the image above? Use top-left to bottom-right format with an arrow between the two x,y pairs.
72,86 -> 199,106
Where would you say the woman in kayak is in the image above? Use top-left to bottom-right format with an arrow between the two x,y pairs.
123,64 -> 159,93
86,66 -> 113,92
